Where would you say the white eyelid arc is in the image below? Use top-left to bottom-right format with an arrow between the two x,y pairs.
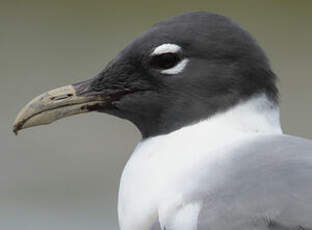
161,58 -> 189,75
152,43 -> 182,56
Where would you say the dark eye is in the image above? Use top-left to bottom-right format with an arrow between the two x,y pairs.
150,53 -> 181,69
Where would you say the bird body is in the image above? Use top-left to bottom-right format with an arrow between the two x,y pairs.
118,94 -> 286,230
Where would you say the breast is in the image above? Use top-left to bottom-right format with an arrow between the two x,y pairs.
117,128 -> 263,230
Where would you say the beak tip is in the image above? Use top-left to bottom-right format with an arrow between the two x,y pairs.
13,127 -> 18,136
13,123 -> 21,136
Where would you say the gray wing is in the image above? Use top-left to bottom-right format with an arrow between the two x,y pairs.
198,135 -> 312,230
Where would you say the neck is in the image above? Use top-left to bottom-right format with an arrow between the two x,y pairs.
148,94 -> 282,143
202,94 -> 282,134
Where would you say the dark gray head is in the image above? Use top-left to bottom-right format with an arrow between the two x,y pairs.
85,11 -> 278,137
14,12 -> 278,138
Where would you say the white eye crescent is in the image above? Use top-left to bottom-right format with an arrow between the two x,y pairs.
151,43 -> 189,75
152,43 -> 182,56
161,59 -> 189,74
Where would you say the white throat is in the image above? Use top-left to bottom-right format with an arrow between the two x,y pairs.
118,94 -> 282,230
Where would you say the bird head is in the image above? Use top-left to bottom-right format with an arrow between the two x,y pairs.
13,12 -> 278,138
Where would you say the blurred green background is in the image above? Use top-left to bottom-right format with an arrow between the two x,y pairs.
1,0 -> 311,229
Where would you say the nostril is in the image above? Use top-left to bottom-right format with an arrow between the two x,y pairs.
50,94 -> 73,101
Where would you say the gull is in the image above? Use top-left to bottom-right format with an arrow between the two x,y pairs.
13,12 -> 312,230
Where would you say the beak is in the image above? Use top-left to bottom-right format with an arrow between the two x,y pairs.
13,79 -> 111,135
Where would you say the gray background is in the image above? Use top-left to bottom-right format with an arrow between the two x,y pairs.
1,0 -> 311,229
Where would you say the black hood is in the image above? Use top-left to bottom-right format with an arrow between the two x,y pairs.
13,11 -> 278,138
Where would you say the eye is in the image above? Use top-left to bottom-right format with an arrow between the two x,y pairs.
150,43 -> 189,75
150,53 -> 181,70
